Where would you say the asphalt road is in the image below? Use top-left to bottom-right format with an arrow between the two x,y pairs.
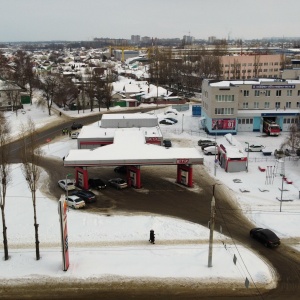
2,108 -> 300,299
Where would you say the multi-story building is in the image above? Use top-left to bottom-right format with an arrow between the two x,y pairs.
201,78 -> 300,135
131,35 -> 140,44
220,54 -> 282,80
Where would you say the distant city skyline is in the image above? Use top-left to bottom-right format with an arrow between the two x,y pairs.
1,0 -> 300,42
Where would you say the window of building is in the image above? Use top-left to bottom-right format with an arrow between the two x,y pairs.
254,102 -> 259,108
297,102 -> 300,108
274,62 -> 278,65
263,69 -> 268,72
254,90 -> 260,96
286,102 -> 291,108
287,90 -> 292,96
243,102 -> 248,109
242,63 -> 247,66
248,63 -> 252,66
264,62 -> 268,66
276,90 -> 281,96
298,90 -> 300,96
265,90 -> 270,96
243,90 -> 249,97
275,102 -> 281,108
264,102 -> 270,108
259,63 -> 263,66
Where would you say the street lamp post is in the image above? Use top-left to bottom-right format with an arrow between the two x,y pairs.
245,142 -> 250,172
182,114 -> 184,133
280,174 -> 284,212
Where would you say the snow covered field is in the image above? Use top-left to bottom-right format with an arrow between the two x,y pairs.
1,99 -> 299,289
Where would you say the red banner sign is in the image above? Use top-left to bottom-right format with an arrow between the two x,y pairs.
212,119 -> 236,131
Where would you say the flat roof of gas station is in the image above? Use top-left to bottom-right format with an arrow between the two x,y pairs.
64,129 -> 203,167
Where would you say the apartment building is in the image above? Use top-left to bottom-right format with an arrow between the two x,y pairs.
220,54 -> 282,80
201,78 -> 300,135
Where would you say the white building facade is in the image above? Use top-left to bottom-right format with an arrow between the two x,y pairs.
201,78 -> 300,135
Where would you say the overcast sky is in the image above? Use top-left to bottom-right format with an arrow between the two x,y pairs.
1,0 -> 299,42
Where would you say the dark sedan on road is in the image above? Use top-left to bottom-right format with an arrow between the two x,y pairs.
250,228 -> 281,248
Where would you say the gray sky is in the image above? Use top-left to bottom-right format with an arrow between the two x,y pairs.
1,0 -> 299,42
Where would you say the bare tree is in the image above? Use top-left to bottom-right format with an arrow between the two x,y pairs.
0,112 -> 11,260
19,118 -> 43,260
39,75 -> 60,116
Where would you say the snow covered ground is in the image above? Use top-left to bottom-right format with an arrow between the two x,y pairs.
0,99 -> 299,290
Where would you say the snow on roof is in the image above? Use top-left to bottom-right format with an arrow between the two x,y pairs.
219,133 -> 246,158
102,113 -> 157,121
65,128 -> 203,166
210,78 -> 300,87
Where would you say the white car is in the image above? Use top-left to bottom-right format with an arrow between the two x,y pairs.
245,144 -> 265,152
203,145 -> 218,155
58,179 -> 76,191
65,195 -> 85,209
71,132 -> 79,139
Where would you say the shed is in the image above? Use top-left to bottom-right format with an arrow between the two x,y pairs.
218,133 -> 247,172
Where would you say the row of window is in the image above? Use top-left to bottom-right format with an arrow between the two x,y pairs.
223,62 -> 279,67
215,95 -> 235,102
242,102 -> 300,109
215,107 -> 234,115
238,118 -> 253,125
224,69 -> 279,74
244,89 -> 300,97
283,118 -> 298,124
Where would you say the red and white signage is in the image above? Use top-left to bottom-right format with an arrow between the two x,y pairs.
58,198 -> 70,271
176,159 -> 189,164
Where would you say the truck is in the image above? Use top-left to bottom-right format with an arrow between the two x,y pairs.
263,119 -> 280,136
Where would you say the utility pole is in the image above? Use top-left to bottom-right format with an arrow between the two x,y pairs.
208,185 -> 216,267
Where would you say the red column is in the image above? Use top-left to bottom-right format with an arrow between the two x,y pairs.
187,165 -> 193,187
176,165 -> 182,184
75,167 -> 89,190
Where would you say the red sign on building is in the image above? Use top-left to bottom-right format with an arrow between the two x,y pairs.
212,119 -> 236,131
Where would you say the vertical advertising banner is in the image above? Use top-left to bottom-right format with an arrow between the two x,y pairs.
212,119 -> 236,131
58,198 -> 70,271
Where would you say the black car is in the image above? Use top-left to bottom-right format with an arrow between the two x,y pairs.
198,139 -> 214,146
72,190 -> 96,203
201,142 -> 217,150
71,122 -> 83,130
114,166 -> 127,174
88,178 -> 106,190
250,228 -> 281,248
159,119 -> 175,125
163,139 -> 172,148
165,117 -> 178,123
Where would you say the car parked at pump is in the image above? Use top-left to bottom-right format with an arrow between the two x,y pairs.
72,190 -> 96,203
88,178 -> 107,190
250,228 -> 280,248
108,178 -> 128,189
114,166 -> 127,174
66,195 -> 86,209
58,179 -> 76,191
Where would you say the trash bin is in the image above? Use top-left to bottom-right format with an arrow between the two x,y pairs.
149,229 -> 155,244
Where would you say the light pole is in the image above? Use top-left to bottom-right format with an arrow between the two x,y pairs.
208,185 -> 216,267
280,174 -> 284,212
182,114 -> 184,133
245,142 -> 249,172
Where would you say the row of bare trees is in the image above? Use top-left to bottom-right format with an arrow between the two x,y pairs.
148,45 -> 225,93
0,114 -> 42,260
